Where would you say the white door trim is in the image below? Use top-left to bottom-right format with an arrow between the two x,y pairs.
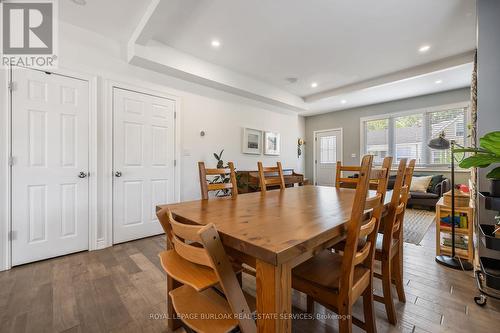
2,66 -> 98,271
312,128 -> 343,186
103,78 -> 181,248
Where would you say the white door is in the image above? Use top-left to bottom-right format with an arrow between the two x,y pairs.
113,88 -> 175,244
11,68 -> 90,266
315,129 -> 342,186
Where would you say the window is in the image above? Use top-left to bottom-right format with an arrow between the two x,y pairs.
361,106 -> 468,166
394,114 -> 423,164
365,119 -> 389,164
320,136 -> 337,163
429,108 -> 465,165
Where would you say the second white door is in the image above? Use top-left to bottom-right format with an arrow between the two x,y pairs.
315,129 -> 342,186
113,88 -> 176,244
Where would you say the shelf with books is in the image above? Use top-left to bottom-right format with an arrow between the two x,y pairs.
435,197 -> 474,263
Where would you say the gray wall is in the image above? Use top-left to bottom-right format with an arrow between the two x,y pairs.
304,88 -> 471,183
477,0 -> 500,192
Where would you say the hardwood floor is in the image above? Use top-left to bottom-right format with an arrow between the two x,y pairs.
1,224 -> 499,333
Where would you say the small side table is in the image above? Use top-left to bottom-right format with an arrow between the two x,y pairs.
435,197 -> 474,262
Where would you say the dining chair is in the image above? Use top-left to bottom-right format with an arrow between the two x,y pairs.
374,158 -> 415,324
335,161 -> 363,188
292,155 -> 390,333
157,207 -> 256,333
198,161 -> 238,200
257,161 -> 285,192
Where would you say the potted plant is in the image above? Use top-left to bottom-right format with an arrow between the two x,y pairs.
209,150 -> 243,196
456,131 -> 500,197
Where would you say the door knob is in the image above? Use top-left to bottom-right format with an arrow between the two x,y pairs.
115,171 -> 122,177
78,171 -> 88,178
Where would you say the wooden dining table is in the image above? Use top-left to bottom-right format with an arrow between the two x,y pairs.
157,185 -> 392,333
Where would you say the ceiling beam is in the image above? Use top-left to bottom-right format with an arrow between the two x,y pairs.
303,50 -> 475,103
128,42 -> 307,111
127,0 -> 161,47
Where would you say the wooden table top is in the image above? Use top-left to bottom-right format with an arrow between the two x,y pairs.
159,185 -> 392,265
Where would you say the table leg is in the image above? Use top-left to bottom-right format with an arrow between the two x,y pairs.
256,259 -> 292,333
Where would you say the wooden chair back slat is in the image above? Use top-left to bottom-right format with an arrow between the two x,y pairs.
335,163 -> 388,189
365,194 -> 383,210
198,161 -> 238,200
204,168 -> 232,175
337,178 -> 358,184
353,242 -> 371,266
169,217 -> 203,243
257,161 -> 285,192
369,168 -> 388,180
359,217 -> 377,238
206,182 -> 234,191
172,235 -> 213,267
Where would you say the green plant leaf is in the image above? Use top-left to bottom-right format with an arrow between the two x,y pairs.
213,153 -> 219,160
480,131 -> 500,156
459,154 -> 500,169
487,167 -> 500,180
217,160 -> 223,169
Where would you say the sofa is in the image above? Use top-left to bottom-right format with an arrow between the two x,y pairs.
387,174 -> 450,210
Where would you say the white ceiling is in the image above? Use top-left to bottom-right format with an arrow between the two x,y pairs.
60,0 -> 476,115
306,63 -> 473,115
60,0 -> 150,42
150,0 -> 475,96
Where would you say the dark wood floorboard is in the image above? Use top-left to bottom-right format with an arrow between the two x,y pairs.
1,224 -> 498,333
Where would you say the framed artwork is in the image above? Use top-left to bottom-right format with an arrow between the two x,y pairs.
242,128 -> 262,154
264,131 -> 281,155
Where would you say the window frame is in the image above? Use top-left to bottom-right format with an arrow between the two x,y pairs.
359,102 -> 470,168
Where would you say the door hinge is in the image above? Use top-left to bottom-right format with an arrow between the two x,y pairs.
8,156 -> 14,166
9,230 -> 17,241
174,112 -> 177,119
315,160 -> 317,164
8,81 -> 16,92
174,159 -> 177,167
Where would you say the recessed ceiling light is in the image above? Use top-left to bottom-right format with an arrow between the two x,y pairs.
211,39 -> 221,48
311,82 -> 318,88
435,80 -> 443,84
419,45 -> 431,53
340,100 -> 347,104
71,0 -> 87,5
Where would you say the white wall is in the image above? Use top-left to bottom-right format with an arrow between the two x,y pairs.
0,22 -> 305,270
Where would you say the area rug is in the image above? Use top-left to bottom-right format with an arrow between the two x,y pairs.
403,208 -> 436,245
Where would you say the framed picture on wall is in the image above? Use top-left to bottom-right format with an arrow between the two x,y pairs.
242,128 -> 262,154
264,131 -> 281,155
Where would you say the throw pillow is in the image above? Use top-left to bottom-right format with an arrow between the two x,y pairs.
410,176 -> 433,193
427,174 -> 443,193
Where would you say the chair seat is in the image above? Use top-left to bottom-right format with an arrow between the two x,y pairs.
159,250 -> 219,291
292,250 -> 370,298
170,285 -> 239,333
159,250 -> 243,291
